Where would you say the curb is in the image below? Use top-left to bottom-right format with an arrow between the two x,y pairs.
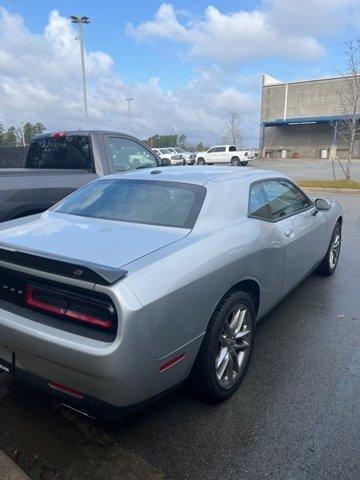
0,450 -> 30,480
302,187 -> 360,194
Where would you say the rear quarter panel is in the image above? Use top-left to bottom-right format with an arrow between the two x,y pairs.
123,218 -> 286,359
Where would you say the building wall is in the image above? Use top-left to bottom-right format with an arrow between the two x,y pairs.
261,76 -> 348,122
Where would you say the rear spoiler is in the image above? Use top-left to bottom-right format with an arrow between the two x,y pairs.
0,244 -> 127,286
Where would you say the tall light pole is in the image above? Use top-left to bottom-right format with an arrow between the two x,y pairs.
125,98 -> 133,135
20,122 -> 26,146
70,15 -> 90,129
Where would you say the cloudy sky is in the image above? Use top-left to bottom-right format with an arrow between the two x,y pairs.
1,0 -> 360,146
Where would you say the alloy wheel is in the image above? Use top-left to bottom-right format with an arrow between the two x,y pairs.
329,230 -> 341,269
215,304 -> 252,389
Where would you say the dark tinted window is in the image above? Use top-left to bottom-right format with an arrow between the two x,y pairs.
26,136 -> 92,169
248,183 -> 272,220
208,147 -> 226,153
262,180 -> 312,220
229,146 -> 236,152
53,179 -> 206,229
106,137 -> 157,171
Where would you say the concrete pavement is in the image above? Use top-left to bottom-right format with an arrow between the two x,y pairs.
254,157 -> 360,181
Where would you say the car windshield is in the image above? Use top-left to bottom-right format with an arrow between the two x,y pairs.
174,148 -> 184,153
53,179 -> 206,229
159,149 -> 172,154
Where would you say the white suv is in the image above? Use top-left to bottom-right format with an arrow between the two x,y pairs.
152,148 -> 183,165
166,148 -> 196,165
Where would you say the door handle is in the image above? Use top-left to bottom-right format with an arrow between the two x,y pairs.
284,229 -> 294,239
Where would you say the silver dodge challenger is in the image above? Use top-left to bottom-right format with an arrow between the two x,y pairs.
0,167 -> 342,417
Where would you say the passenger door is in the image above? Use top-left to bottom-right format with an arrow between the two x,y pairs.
206,147 -> 220,163
261,179 -> 328,294
216,146 -> 227,163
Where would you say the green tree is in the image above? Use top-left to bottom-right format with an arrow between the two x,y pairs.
4,127 -> 17,147
0,123 -> 5,146
23,122 -> 45,144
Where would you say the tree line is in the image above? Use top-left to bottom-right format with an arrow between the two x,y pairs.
144,134 -> 209,152
0,122 -> 45,147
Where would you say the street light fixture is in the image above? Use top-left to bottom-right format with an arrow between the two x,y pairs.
70,15 -> 90,129
125,98 -> 133,135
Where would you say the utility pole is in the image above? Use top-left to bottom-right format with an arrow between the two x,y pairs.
20,122 -> 25,146
70,15 -> 90,129
125,98 -> 133,135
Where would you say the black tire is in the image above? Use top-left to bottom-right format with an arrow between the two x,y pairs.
197,157 -> 206,165
240,161 -> 248,166
231,157 -> 240,166
190,290 -> 255,402
316,222 -> 342,276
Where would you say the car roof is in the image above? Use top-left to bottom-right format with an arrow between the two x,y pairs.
103,166 -> 286,186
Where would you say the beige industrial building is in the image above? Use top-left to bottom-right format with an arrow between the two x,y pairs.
260,74 -> 359,159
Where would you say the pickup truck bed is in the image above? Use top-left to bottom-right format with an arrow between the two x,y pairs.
0,130 -> 161,222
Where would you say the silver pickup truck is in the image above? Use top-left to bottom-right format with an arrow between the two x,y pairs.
0,130 -> 162,222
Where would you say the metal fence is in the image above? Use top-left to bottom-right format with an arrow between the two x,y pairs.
0,146 -> 28,168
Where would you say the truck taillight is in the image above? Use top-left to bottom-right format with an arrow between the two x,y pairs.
51,131 -> 66,139
25,284 -> 115,331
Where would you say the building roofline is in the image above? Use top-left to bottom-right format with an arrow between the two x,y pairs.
262,73 -> 360,87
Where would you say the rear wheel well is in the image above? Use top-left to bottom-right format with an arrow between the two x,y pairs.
217,280 -> 260,317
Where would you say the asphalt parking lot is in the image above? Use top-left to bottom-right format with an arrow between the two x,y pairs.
0,191 -> 359,480
254,158 -> 360,181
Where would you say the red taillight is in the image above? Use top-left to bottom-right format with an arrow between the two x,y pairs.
51,131 -> 66,139
49,382 -> 84,399
66,308 -> 112,330
24,285 -> 114,331
25,286 -> 66,315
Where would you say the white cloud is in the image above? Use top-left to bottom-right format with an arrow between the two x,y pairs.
127,1 -> 360,64
0,8 -> 259,145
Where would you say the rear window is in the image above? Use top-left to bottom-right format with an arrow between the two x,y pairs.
26,135 -> 92,170
53,179 -> 206,229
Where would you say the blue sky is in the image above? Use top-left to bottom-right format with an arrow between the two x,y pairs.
1,1 -> 360,145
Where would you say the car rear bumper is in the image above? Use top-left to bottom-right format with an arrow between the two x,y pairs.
0,281 -> 200,414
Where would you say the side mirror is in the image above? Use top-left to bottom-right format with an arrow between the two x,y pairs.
162,158 -> 171,166
315,198 -> 331,211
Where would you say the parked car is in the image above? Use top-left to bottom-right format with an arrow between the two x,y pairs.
0,167 -> 342,418
0,130 -> 162,222
151,148 -> 183,165
166,147 -> 196,165
196,145 -> 256,166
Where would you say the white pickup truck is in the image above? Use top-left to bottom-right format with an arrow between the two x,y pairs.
196,145 -> 256,166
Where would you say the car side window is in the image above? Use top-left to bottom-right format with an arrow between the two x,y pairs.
208,147 -> 216,153
262,180 -> 312,220
229,146 -> 236,152
106,137 -> 157,171
248,183 -> 273,220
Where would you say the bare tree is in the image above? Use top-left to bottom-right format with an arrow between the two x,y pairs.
335,40 -> 360,179
223,110 -> 243,147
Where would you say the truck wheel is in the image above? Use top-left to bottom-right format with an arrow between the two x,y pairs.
240,161 -> 248,166
190,290 -> 255,402
197,158 -> 206,165
231,157 -> 240,166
